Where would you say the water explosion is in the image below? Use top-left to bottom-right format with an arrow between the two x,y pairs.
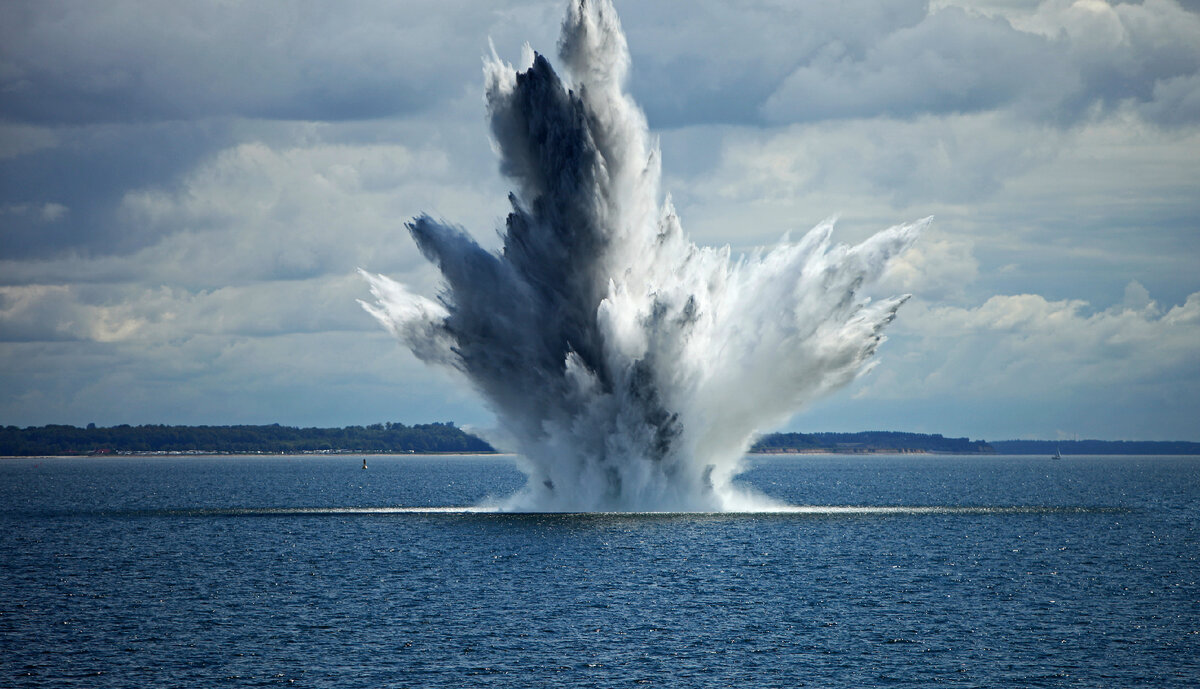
361,0 -> 926,511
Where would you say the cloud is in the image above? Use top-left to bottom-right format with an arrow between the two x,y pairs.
0,132 -> 519,356
0,201 -> 67,223
0,274 -> 387,346
878,228 -> 980,301
0,119 -> 244,260
1039,0 -> 1200,126
0,134 -> 509,284
791,283 -> 1200,440
0,123 -> 58,160
0,0 -> 522,125
659,102 -> 1199,311
879,286 -> 1200,401
617,0 -> 930,127
1144,72 -> 1200,125
116,141 -> 435,284
763,7 -> 1074,123
0,126 -> 524,364
762,0 -> 1200,126
0,1 -> 555,261
0,330 -> 490,427
665,111 -> 1062,251
0,284 -> 146,343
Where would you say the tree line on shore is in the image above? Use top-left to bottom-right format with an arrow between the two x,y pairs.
751,431 -> 992,454
2,424 -> 1196,457
0,422 -> 495,456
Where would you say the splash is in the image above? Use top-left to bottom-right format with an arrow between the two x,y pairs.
360,0 -> 926,512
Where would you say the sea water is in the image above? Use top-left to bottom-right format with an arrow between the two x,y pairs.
2,454 -> 1197,687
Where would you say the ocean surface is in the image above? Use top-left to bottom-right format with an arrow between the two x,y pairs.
2,453 -> 1197,687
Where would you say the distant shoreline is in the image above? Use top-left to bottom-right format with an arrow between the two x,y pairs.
6,449 -> 1199,460
3,424 -> 1198,457
0,422 -> 496,457
0,450 -> 507,460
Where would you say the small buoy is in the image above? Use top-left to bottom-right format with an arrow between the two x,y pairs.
362,458 -> 368,470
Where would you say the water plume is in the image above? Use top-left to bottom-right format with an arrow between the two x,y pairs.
360,0 -> 926,512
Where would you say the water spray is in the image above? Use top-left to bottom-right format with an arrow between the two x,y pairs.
361,0 -> 927,511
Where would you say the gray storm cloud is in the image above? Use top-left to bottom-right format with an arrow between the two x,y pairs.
360,0 -> 924,511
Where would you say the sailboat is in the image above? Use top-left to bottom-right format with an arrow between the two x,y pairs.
1052,447 -> 1062,460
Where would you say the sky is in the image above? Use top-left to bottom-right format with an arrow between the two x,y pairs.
1,0 -> 1198,442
